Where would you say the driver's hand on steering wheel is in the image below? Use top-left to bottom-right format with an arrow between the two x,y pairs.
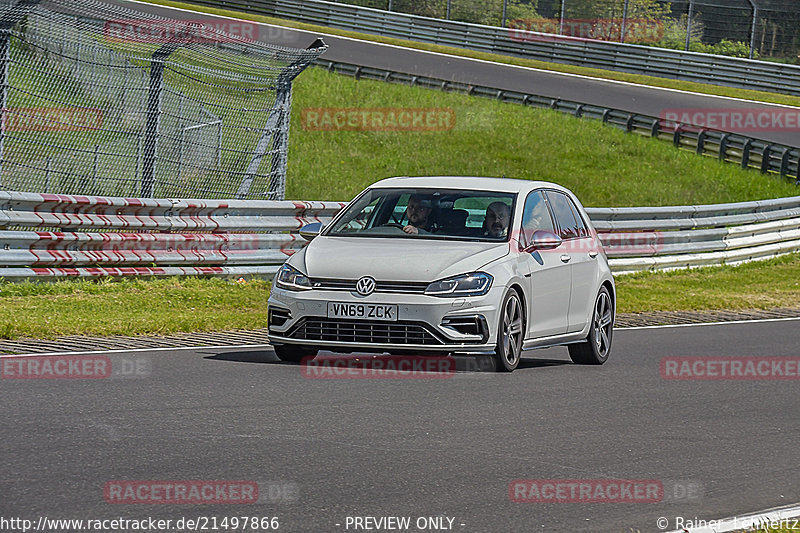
403,225 -> 420,234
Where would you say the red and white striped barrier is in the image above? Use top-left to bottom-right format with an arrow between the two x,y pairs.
0,192 -> 345,280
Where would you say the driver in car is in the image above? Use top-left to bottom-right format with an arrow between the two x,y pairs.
403,194 -> 434,235
485,201 -> 511,238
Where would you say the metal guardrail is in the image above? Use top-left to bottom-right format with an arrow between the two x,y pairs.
1,192 -> 800,279
186,0 -> 800,97
587,196 -> 800,273
317,60 -> 800,181
0,192 -> 344,280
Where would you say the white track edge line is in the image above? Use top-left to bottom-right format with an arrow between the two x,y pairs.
0,343 -> 274,358
618,315 -> 800,330
129,0 -> 800,110
1,315 -> 799,357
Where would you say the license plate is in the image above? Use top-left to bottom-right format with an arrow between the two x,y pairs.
327,302 -> 398,322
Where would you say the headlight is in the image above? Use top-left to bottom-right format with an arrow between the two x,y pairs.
275,264 -> 312,291
425,272 -> 492,297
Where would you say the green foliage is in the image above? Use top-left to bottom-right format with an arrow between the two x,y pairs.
565,0 -> 669,20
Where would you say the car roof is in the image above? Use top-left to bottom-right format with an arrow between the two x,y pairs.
369,176 -> 564,194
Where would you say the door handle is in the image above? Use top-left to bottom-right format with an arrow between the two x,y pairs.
560,254 -> 571,263
588,250 -> 598,258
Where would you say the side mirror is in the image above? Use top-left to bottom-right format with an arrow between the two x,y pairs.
524,230 -> 562,252
299,222 -> 324,241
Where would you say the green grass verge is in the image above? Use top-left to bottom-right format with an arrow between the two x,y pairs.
141,0 -> 800,108
289,67 -> 800,206
0,277 -> 270,339
616,252 -> 800,313
2,254 -> 800,339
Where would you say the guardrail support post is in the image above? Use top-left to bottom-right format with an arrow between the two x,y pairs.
719,134 -> 729,161
650,119 -> 660,138
761,144 -> 773,173
673,125 -> 682,148
742,139 -> 753,169
696,130 -> 706,155
779,148 -> 790,177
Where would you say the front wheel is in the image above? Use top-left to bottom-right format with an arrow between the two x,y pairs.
494,289 -> 524,372
568,286 -> 613,365
273,344 -> 318,363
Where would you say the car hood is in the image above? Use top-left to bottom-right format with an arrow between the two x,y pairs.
294,236 -> 510,282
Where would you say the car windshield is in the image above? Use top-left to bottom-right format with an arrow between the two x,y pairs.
325,188 -> 517,241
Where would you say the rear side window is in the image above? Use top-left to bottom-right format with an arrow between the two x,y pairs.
545,191 -> 587,240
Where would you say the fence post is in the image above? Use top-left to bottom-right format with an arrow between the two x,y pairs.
44,156 -> 51,192
559,0 -> 566,34
748,0 -> 758,59
141,41 -> 184,198
501,0 -> 508,28
216,121 -> 222,168
685,0 -> 695,51
620,0 -> 629,42
93,144 -> 99,192
236,82 -> 290,199
446,0 -> 451,20
0,0 -> 41,188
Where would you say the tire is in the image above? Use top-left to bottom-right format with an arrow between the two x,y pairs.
568,286 -> 613,365
273,344 -> 318,363
494,289 -> 525,372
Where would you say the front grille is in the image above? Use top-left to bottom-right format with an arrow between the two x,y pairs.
310,278 -> 428,294
286,318 -> 444,345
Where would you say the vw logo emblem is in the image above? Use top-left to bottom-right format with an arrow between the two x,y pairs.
356,276 -> 376,296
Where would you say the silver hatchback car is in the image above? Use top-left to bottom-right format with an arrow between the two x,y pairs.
268,177 -> 615,372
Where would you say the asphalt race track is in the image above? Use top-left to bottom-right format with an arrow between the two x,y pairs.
2,320 -> 798,532
121,0 -> 800,148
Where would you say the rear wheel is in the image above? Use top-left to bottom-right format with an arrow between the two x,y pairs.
494,289 -> 524,372
273,344 -> 318,363
568,286 -> 613,365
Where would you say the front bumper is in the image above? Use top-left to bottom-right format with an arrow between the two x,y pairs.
267,285 -> 503,353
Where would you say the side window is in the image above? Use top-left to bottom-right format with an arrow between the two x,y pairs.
545,191 -> 583,240
567,199 -> 589,238
519,191 -> 555,249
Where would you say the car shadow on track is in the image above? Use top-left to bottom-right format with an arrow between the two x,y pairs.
203,350 -> 574,373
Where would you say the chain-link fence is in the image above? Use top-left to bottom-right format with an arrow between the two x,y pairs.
342,0 -> 799,60
0,0 -> 326,200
